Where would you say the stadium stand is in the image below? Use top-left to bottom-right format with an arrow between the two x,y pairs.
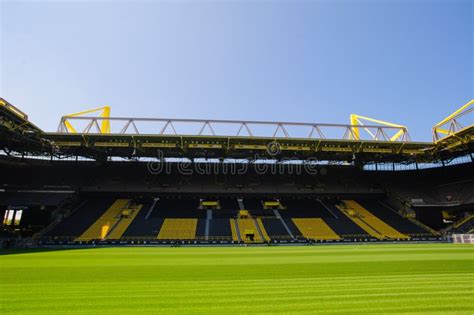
292,218 -> 341,240
21,193 -> 449,244
121,202 -> 162,238
255,218 -> 271,241
449,215 -> 474,234
208,219 -> 233,240
76,199 -> 131,241
318,200 -> 370,238
356,200 -> 429,236
157,219 -> 197,240
230,219 -> 240,241
339,200 -> 409,239
261,218 -> 293,240
236,218 -> 263,243
107,204 -> 144,239
1,98 -> 472,246
44,198 -> 115,239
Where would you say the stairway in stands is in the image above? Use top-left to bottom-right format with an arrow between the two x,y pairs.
107,204 -> 144,239
231,218 -> 271,243
254,218 -> 271,242
76,199 -> 131,241
236,219 -> 259,242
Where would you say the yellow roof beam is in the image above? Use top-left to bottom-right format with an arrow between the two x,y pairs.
434,99 -> 473,129
62,106 -> 111,134
433,99 -> 473,141
349,114 -> 408,141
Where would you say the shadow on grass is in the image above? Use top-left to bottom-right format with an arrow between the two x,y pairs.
0,247 -> 96,256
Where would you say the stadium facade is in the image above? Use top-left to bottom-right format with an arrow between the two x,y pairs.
1,98 -> 473,247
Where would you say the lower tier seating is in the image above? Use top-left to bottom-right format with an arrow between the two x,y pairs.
340,200 -> 409,240
208,219 -> 232,240
230,219 -> 240,241
76,199 -> 131,241
357,199 -> 428,235
292,218 -> 341,240
121,203 -> 164,237
256,218 -> 270,242
262,218 -> 292,239
157,218 -> 197,240
123,218 -> 164,238
41,196 -> 435,242
107,204 -> 144,239
44,198 -> 115,238
236,218 -> 262,243
283,218 -> 305,239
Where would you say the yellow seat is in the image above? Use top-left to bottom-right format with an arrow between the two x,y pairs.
75,199 -> 130,241
157,219 -> 197,240
340,200 -> 409,240
292,218 -> 341,240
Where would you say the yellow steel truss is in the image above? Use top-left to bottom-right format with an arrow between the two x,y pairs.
349,114 -> 408,141
62,106 -> 111,134
433,99 -> 473,142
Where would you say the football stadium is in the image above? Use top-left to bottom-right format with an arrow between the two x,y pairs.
1,97 -> 473,313
1,1 -> 473,314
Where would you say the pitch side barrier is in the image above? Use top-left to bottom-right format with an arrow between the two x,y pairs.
38,236 -> 443,247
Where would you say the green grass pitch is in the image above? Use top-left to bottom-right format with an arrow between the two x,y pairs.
1,243 -> 473,314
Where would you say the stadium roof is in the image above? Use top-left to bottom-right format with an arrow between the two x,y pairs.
1,98 -> 472,164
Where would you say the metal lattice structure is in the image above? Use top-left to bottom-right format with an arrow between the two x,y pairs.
349,114 -> 410,142
57,115 -> 411,142
61,106 -> 111,134
1,97 -> 473,163
433,99 -> 474,142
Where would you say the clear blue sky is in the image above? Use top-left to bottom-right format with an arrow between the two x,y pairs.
1,0 -> 472,141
